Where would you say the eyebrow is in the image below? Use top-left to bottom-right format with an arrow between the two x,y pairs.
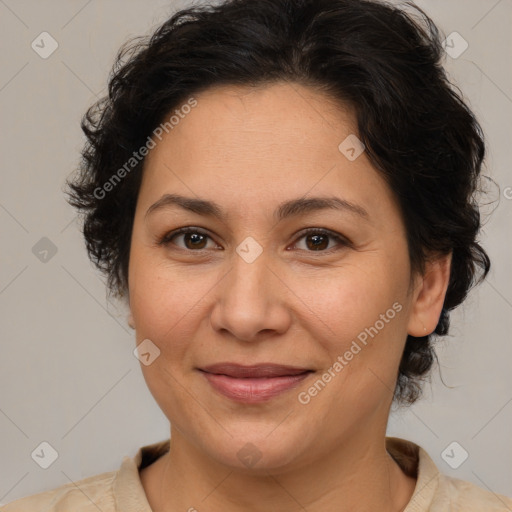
144,193 -> 370,222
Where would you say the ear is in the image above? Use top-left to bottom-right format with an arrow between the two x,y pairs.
407,251 -> 452,336
127,312 -> 136,330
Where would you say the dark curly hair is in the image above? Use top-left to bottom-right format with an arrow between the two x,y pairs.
65,0 -> 491,406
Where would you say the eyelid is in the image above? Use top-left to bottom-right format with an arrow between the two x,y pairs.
289,227 -> 351,252
157,226 -> 219,248
158,226 -> 351,253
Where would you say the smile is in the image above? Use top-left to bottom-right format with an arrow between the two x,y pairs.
198,363 -> 314,403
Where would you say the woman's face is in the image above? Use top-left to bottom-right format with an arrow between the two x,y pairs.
128,82 -> 434,471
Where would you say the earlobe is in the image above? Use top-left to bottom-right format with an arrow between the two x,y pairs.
127,312 -> 136,330
407,252 -> 452,337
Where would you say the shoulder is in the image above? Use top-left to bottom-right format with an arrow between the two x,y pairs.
433,473 -> 512,511
1,439 -> 169,512
386,437 -> 512,512
1,470 -> 117,511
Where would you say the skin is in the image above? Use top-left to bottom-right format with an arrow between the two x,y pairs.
127,81 -> 452,512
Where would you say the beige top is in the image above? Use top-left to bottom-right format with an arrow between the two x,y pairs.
2,437 -> 511,511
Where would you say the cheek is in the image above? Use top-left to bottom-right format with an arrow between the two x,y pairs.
129,248 -> 227,366
128,252 -> 209,420
296,264 -> 410,414
297,260 -> 406,347
297,273 -> 407,420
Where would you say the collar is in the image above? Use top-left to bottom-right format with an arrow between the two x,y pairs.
113,437 -> 439,511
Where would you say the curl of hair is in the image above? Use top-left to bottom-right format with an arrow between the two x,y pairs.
65,0 -> 491,406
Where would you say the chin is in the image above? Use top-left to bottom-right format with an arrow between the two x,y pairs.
194,426 -> 311,473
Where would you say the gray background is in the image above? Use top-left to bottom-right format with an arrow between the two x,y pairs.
0,0 -> 511,505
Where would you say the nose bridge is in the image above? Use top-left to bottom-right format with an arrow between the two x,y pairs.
210,244 -> 290,340
224,232 -> 270,299
226,246 -> 270,313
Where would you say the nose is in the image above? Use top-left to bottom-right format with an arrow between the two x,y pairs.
209,249 -> 292,342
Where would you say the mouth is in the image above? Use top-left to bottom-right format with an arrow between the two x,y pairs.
198,363 -> 314,403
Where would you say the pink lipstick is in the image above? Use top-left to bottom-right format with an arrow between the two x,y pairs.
199,363 -> 313,403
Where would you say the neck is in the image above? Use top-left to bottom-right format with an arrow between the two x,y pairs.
141,427 -> 416,512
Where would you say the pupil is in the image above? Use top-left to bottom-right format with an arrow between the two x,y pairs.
182,233 -> 329,251
186,233 -> 205,249
308,234 -> 327,250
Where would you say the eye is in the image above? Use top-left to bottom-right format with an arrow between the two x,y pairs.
157,227 -> 219,251
157,227 -> 350,253
290,228 -> 350,253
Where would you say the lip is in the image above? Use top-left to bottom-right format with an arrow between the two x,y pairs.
201,362 -> 312,378
199,363 -> 314,403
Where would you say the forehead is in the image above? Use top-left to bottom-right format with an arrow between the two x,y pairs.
144,82 -> 358,170
138,82 -> 395,223
178,82 -> 357,147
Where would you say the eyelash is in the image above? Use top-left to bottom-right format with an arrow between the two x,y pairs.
157,227 -> 351,254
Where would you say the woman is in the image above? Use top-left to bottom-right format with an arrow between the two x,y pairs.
4,0 -> 511,510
